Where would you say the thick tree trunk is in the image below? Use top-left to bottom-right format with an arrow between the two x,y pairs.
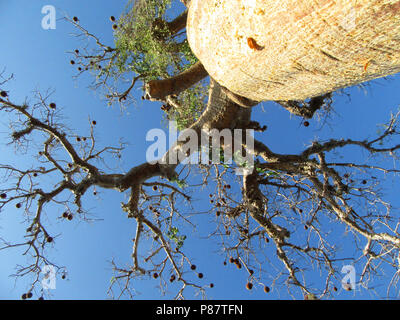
166,10 -> 188,35
187,0 -> 400,101
145,61 -> 208,100
152,10 -> 188,39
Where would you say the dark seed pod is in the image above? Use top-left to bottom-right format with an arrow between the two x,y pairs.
344,284 -> 352,291
246,282 -> 253,290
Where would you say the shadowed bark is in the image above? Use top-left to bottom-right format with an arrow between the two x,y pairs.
145,61 -> 208,101
152,10 -> 188,40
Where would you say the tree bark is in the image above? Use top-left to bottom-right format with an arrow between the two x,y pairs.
145,61 -> 208,100
98,79 -> 253,213
180,0 -> 190,8
187,0 -> 400,101
152,10 -> 188,39
166,10 -> 188,35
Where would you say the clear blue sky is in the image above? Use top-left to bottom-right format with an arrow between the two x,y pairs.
0,0 -> 400,300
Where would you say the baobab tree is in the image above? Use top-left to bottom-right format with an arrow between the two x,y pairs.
1,0 -> 400,300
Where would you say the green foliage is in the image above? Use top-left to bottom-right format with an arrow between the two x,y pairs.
255,166 -> 280,177
166,226 -> 186,249
202,147 -> 281,175
115,0 -> 179,78
171,81 -> 208,130
205,147 -> 252,170
169,176 -> 188,189
112,0 -> 208,129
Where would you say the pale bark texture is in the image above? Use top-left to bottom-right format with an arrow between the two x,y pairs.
187,0 -> 400,101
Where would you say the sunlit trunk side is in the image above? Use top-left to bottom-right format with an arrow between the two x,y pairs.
187,0 -> 400,101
